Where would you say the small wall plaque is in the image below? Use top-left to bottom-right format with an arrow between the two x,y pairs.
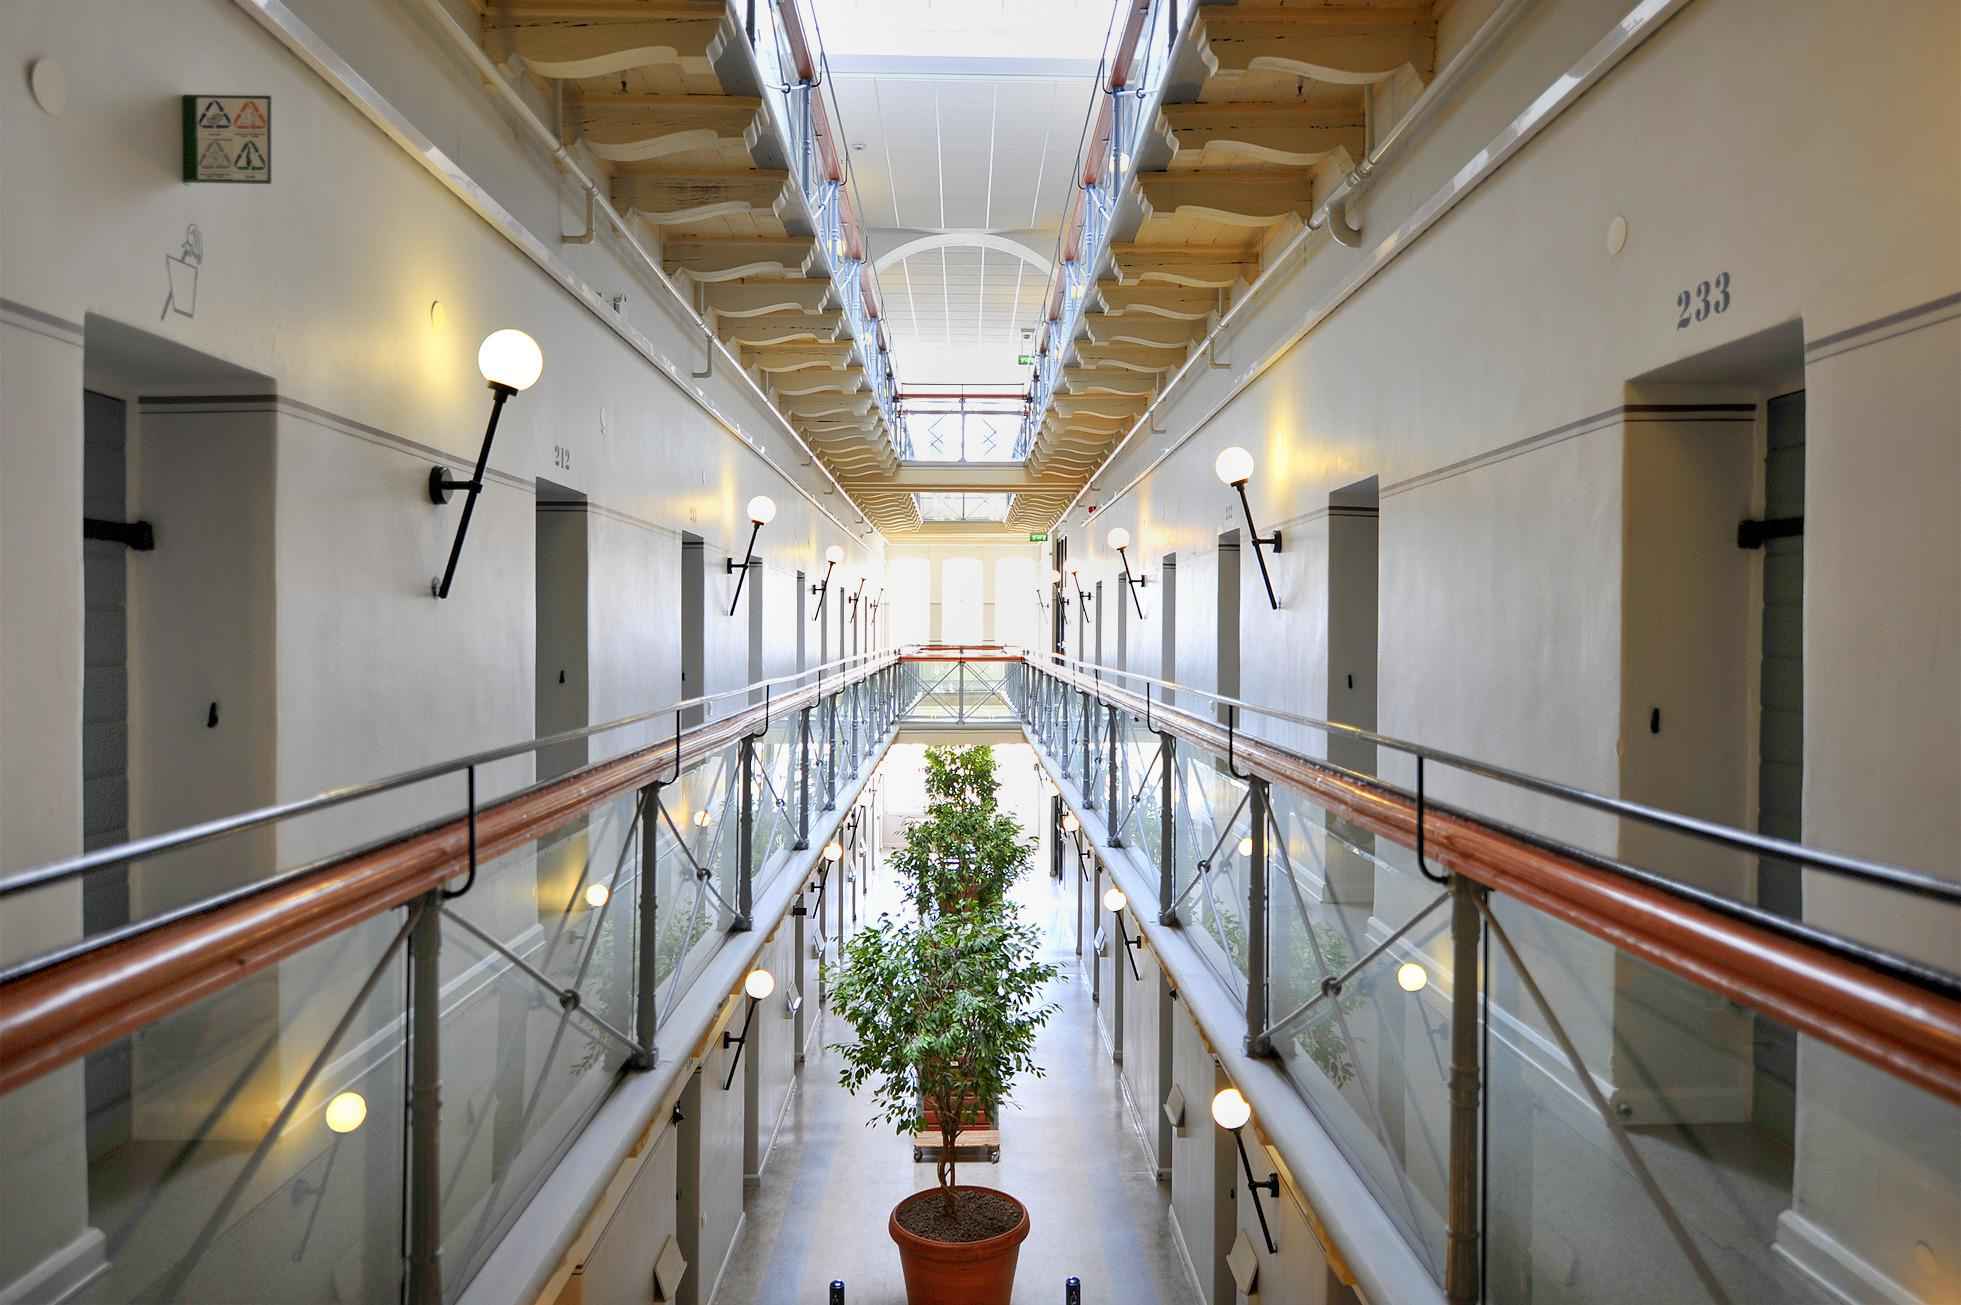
1163,1083 -> 1186,1131
1227,1228 -> 1260,1296
652,1235 -> 688,1301
183,95 -> 270,183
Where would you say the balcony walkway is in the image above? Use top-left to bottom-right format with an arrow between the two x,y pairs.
715,854 -> 1195,1303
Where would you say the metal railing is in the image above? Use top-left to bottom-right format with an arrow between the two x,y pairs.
0,651 -> 910,1304
751,0 -> 901,449
1014,0 -> 1186,460
1009,650 -> 1961,1305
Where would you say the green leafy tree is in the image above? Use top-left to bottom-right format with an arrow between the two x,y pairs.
888,746 -> 1034,918
831,908 -> 1058,1210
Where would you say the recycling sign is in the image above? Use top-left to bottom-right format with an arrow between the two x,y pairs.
182,95 -> 271,183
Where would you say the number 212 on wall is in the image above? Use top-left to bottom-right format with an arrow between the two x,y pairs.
1676,273 -> 1731,329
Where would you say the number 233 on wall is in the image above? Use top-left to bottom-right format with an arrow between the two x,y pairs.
1675,273 -> 1731,329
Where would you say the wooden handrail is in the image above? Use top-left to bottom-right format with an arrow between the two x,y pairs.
0,660 -> 891,1097
1031,659 -> 1961,1106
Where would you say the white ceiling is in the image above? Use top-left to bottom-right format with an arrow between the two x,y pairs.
814,0 -> 1117,389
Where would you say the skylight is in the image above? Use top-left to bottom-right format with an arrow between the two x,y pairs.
812,0 -> 1114,64
916,493 -> 1013,522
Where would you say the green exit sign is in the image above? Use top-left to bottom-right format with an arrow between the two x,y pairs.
1017,354 -> 1034,366
1028,532 -> 1048,542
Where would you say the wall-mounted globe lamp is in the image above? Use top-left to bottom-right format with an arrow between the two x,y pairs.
1061,811 -> 1080,835
584,882 -> 611,909
823,838 -> 844,865
1213,446 -> 1281,611
325,1090 -> 367,1134
1238,834 -> 1254,859
1397,961 -> 1429,993
727,495 -> 776,615
720,967 -> 775,1090
1211,1087 -> 1280,1252
1107,527 -> 1147,619
1063,557 -> 1091,623
812,544 -> 844,621
430,329 -> 543,599
1103,886 -> 1142,981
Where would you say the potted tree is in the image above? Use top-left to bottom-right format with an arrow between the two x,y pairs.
830,745 -> 1057,1304
832,909 -> 1057,1304
887,746 -> 1032,917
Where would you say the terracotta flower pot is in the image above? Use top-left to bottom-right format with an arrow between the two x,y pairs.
889,1185 -> 1030,1305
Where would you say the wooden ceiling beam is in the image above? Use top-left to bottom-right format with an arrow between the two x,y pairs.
613,169 -> 794,226
579,93 -> 766,163
662,237 -> 817,282
493,16 -> 724,80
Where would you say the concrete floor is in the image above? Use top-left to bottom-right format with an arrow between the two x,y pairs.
715,865 -> 1197,1305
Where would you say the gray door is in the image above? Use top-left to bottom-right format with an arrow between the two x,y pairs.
83,390 -> 132,1161
1754,389 -> 1804,1137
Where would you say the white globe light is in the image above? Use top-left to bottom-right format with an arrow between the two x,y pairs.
1211,1087 -> 1251,1132
1238,835 -> 1254,858
825,544 -> 845,564
744,968 -> 776,1000
1214,446 -> 1255,487
1061,813 -> 1080,834
1063,558 -> 1081,575
693,808 -> 712,827
584,882 -> 611,908
477,329 -> 543,392
823,839 -> 844,862
1107,527 -> 1130,551
1103,887 -> 1128,913
325,1090 -> 368,1135
1397,962 -> 1429,993
747,495 -> 777,525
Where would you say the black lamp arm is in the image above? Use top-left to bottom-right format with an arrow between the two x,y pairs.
726,520 -> 764,616
721,995 -> 759,1090
1116,547 -> 1146,619
430,382 -> 515,600
811,559 -> 836,617
1113,911 -> 1142,982
1232,481 -> 1282,611
1234,1127 -> 1280,1253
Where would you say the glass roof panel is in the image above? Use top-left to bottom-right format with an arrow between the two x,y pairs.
916,493 -> 1013,522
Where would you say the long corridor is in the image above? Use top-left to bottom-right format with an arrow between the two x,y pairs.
716,859 -> 1195,1303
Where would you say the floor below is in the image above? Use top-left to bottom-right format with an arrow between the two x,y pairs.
714,864 -> 1196,1304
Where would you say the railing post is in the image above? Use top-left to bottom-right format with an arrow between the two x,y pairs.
407,892 -> 444,1305
1244,779 -> 1272,1057
795,707 -> 812,850
824,691 -> 837,811
635,783 -> 661,1062
1081,690 -> 1095,808
1446,874 -> 1483,1303
735,736 -> 755,931
1157,735 -> 1176,923
850,678 -> 860,767
958,661 -> 966,722
1106,703 -> 1123,846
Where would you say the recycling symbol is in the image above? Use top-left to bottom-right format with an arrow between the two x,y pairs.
197,99 -> 231,129
235,140 -> 267,172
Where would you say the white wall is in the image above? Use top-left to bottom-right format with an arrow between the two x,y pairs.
1041,0 -> 1959,1297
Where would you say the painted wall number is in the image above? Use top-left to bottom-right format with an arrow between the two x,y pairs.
552,444 -> 572,470
1675,272 -> 1731,329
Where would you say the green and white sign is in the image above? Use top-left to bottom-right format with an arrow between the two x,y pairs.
1027,532 -> 1048,542
183,95 -> 271,183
